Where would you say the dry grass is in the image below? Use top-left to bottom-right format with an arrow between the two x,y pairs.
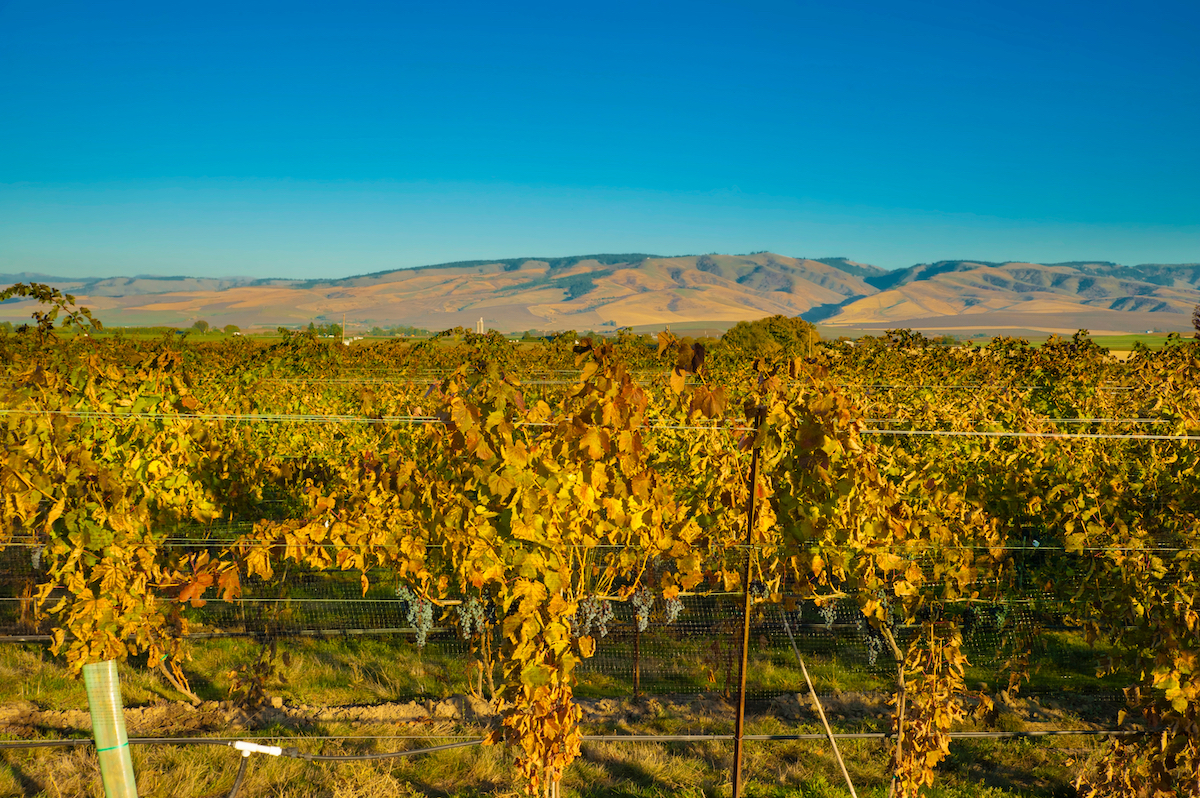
0,636 -> 1112,796
0,715 -> 1099,797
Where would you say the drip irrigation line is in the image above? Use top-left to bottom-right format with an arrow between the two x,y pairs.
285,738 -> 483,761
582,729 -> 1138,741
225,754 -> 248,798
0,729 -> 1140,753
0,738 -> 91,749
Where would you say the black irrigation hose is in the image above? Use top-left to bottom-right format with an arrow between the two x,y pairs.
0,729 -> 1138,753
224,755 -> 248,798
582,729 -> 1141,742
0,739 -> 92,749
281,738 -> 483,761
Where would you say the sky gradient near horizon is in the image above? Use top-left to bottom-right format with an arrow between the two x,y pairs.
2,0 -> 1198,278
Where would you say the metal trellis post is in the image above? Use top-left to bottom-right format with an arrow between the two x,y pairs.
731,406 -> 764,798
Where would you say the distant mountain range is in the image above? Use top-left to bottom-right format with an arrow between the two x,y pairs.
2,253 -> 1199,336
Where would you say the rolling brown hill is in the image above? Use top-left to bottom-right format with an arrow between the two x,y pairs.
1,255 -> 1197,335
0,254 -> 883,333
826,260 -> 1200,335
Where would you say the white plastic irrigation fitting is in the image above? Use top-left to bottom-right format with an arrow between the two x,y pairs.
233,740 -> 284,757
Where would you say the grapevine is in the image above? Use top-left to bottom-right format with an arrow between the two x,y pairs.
6,284 -> 1200,794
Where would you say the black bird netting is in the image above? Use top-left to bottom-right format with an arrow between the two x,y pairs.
0,537 -> 1120,708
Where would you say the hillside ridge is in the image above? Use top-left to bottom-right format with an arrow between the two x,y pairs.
2,254 -> 1198,335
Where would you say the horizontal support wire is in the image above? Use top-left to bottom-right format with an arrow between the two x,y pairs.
864,418 -> 1174,425
0,408 -> 749,431
7,536 -> 1200,552
2,407 -> 1195,440
0,729 -> 1139,752
864,429 -> 1200,442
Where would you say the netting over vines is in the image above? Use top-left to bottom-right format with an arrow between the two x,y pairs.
0,541 -> 1079,701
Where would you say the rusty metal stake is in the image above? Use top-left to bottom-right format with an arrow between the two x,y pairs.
732,407 -> 764,798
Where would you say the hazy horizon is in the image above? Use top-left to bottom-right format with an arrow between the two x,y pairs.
4,247 -> 1200,285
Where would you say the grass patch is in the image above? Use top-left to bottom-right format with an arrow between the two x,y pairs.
0,623 -> 1127,796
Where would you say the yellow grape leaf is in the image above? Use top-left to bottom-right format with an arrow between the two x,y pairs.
669,367 -> 685,395
521,662 -> 552,687
656,331 -> 674,356
577,636 -> 596,658
579,428 -> 604,460
513,578 -> 548,607
44,497 -> 66,532
218,569 -> 241,602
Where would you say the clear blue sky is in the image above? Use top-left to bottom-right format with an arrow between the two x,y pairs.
2,0 -> 1197,278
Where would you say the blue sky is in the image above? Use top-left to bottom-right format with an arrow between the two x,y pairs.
1,0 -> 1197,278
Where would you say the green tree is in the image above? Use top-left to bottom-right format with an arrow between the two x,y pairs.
223,324 -> 240,334
721,315 -> 817,358
192,320 -> 210,333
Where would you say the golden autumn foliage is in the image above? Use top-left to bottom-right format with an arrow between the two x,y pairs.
6,289 -> 1200,795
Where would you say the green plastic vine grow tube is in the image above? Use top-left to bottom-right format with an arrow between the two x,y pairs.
82,660 -> 138,798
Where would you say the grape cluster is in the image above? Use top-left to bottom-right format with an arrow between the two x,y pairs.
856,593 -> 894,666
819,600 -> 838,630
457,597 -> 487,640
864,626 -> 886,666
749,579 -> 767,600
395,585 -> 434,648
570,595 -> 614,638
663,595 -> 683,625
30,545 -> 43,570
631,586 -> 654,632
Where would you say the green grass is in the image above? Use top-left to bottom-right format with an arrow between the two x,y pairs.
0,646 -> 185,711
1084,333 -> 1187,351
0,625 -> 1129,796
